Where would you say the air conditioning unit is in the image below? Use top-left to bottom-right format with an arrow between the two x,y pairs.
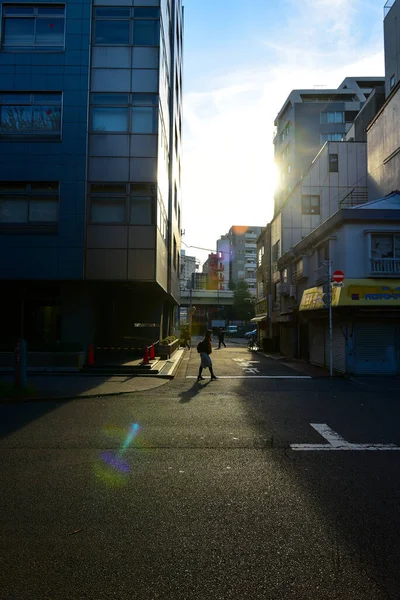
277,283 -> 289,296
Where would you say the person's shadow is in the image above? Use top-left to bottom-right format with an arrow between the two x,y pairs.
178,380 -> 211,403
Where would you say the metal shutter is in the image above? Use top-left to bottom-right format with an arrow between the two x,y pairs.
354,323 -> 396,375
325,324 -> 346,373
309,321 -> 325,366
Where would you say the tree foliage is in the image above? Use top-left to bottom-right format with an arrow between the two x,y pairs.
232,280 -> 255,321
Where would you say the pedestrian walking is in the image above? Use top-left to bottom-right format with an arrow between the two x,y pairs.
217,326 -> 226,349
181,326 -> 191,350
196,329 -> 218,381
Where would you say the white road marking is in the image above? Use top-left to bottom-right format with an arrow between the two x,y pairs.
244,368 -> 260,374
186,375 -> 312,379
291,423 -> 400,451
232,359 -> 260,364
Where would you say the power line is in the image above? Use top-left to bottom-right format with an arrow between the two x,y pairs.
181,241 -> 216,253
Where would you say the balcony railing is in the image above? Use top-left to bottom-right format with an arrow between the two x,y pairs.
370,257 -> 400,275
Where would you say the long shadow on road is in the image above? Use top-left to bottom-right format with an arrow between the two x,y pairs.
235,370 -> 400,600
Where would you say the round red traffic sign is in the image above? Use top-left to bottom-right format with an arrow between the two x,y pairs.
332,270 -> 344,283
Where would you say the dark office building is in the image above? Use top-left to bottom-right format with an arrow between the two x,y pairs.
0,0 -> 183,354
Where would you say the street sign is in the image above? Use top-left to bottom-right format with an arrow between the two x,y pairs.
332,270 -> 344,283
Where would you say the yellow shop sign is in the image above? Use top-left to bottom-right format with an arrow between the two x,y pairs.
299,279 -> 400,311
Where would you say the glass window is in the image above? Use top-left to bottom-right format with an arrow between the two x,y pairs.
91,198 -> 126,223
0,182 -> 59,226
321,111 -> 344,124
329,153 -> 339,172
92,106 -> 129,132
134,8 -> 160,18
91,95 -> 159,134
0,197 -> 28,223
93,94 -> 129,105
95,7 -> 130,18
390,75 -> 396,90
29,197 -> 58,222
133,20 -> 159,46
301,195 -> 320,215
130,196 -> 153,224
90,183 -> 126,193
132,94 -> 158,105
0,93 -> 62,138
2,4 -> 65,50
132,106 -> 157,133
94,20 -> 130,44
371,235 -> 394,259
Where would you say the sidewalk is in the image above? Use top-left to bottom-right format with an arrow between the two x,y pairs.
227,340 -> 334,377
0,349 -> 186,402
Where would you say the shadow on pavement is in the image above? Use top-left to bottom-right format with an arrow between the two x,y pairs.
235,372 -> 400,599
178,380 -> 211,403
0,397 -> 70,441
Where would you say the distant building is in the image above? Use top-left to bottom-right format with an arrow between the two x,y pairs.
202,252 -> 225,290
180,250 -> 198,289
218,226 -> 263,294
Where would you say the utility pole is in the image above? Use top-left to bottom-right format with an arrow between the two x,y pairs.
322,260 -> 333,378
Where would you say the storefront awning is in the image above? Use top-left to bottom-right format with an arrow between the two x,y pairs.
251,314 -> 268,322
299,279 -> 400,311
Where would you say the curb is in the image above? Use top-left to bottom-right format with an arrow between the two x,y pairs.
0,351 -> 187,404
0,384 -> 171,404
157,348 -> 187,378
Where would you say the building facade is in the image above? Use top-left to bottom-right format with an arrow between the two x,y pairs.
202,251 -> 225,290
180,250 -> 197,289
218,225 -> 262,295
273,77 -> 384,215
277,193 -> 400,374
0,0 -> 183,354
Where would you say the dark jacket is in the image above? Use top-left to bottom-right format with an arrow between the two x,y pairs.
197,337 -> 212,354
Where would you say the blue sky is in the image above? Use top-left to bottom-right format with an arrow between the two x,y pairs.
181,0 -> 385,266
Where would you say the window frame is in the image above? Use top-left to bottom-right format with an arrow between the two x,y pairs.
91,93 -> 158,135
301,194 -> 320,215
93,7 -> 131,46
93,7 -> 160,47
0,92 -> 62,140
329,153 -> 339,173
371,233 -> 400,260
1,4 -> 66,52
0,181 -> 59,227
88,182 -> 157,226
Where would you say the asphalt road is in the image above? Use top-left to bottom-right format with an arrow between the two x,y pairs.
1,343 -> 400,600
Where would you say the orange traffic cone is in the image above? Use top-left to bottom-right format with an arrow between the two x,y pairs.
88,344 -> 95,366
149,344 -> 155,360
142,346 -> 149,365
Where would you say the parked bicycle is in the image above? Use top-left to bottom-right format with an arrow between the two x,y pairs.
247,335 -> 257,350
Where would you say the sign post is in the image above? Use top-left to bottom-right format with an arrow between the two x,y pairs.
328,261 -> 333,378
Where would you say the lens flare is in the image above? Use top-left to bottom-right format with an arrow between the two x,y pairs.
95,422 -> 141,486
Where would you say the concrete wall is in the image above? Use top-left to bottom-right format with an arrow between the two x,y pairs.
306,220 -> 400,286
274,141 -> 367,258
368,86 -> 400,200
384,0 -> 400,96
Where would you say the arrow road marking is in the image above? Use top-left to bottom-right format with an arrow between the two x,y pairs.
291,423 -> 400,451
